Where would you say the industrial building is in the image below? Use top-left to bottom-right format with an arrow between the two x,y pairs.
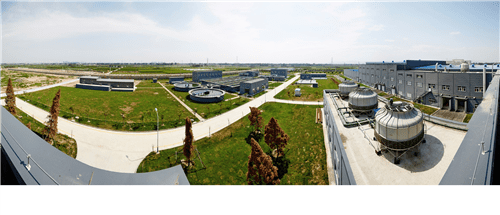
77,76 -> 135,92
296,79 -> 318,88
201,76 -> 253,93
300,73 -> 327,80
270,68 -> 289,78
344,60 -> 496,113
169,77 -> 184,84
192,70 -> 222,82
239,78 -> 268,96
239,71 -> 259,77
189,88 -> 225,103
258,75 -> 285,81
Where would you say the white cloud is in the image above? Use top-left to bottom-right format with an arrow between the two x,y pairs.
450,31 -> 461,35
385,39 -> 395,42
369,24 -> 384,31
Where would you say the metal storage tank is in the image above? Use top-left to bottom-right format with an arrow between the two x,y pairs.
339,81 -> 358,97
348,88 -> 378,112
374,99 -> 424,151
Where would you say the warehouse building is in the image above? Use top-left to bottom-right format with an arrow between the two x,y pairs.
192,70 -> 222,82
201,76 -> 255,93
77,76 -> 135,92
258,75 -> 285,81
239,78 -> 268,96
344,60 -> 497,113
169,77 -> 184,84
239,71 -> 259,77
270,68 -> 289,78
300,73 -> 327,80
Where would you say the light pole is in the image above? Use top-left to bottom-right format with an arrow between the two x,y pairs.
155,108 -> 159,154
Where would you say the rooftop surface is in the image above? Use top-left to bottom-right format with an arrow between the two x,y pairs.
328,95 -> 466,184
243,78 -> 266,84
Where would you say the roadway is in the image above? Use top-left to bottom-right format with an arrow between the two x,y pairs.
5,74 -> 303,173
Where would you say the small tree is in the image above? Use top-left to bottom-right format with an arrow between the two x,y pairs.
44,89 -> 61,145
265,117 -> 290,157
5,78 -> 17,115
247,138 -> 280,185
248,107 -> 263,133
183,117 -> 195,168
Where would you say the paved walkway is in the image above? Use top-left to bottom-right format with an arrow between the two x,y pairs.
6,74 -> 301,173
158,82 -> 204,121
0,79 -> 79,97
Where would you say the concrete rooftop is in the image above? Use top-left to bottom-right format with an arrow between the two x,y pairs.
332,97 -> 467,185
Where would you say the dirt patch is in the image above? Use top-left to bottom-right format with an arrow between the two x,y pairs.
120,106 -> 133,114
154,92 -> 159,95
340,133 -> 348,143
130,102 -> 138,107
126,120 -> 134,124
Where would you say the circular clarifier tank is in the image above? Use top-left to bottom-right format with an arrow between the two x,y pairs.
174,82 -> 201,92
189,88 -> 225,103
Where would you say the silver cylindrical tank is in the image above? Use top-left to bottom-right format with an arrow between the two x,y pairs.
374,100 -> 424,150
348,88 -> 378,112
339,81 -> 358,97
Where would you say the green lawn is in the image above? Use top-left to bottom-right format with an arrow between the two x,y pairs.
378,92 -> 388,96
136,80 -> 162,88
114,66 -> 253,74
137,102 -> 328,185
274,78 -> 339,101
340,74 -> 352,81
167,85 -> 250,119
18,86 -> 196,131
463,113 -> 473,123
13,107 -> 77,158
268,82 -> 283,89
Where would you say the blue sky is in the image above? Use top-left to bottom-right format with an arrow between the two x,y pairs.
1,1 -> 498,64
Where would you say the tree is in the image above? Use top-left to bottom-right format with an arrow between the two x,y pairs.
5,78 -> 16,115
247,138 -> 280,185
27,122 -> 32,130
248,107 -> 263,133
265,117 -> 290,157
44,89 -> 61,145
183,117 -> 195,168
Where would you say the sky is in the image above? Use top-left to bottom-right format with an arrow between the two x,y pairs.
1,1 -> 499,64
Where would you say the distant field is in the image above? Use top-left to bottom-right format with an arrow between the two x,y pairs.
166,85 -> 250,119
275,78 -> 340,101
1,69 -> 75,93
114,66 -> 253,74
137,102 -> 328,185
18,86 -> 196,131
18,65 -> 116,73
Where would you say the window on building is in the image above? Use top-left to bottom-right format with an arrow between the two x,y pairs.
458,86 -> 466,92
417,82 -> 423,87
475,87 -> 483,92
407,93 -> 412,98
442,85 -> 450,90
390,69 -> 394,73
407,74 -> 412,78
428,84 -> 436,89
407,81 -> 411,86
416,74 -> 423,78
398,73 -> 403,76
391,77 -> 394,81
399,80 -> 402,84
384,76 -> 386,79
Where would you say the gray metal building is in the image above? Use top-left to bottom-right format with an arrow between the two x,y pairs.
78,76 -> 135,92
239,71 -> 259,77
270,68 -> 288,78
192,71 -> 222,82
300,73 -> 327,80
239,78 -> 268,96
169,77 -> 185,84
344,60 -> 496,113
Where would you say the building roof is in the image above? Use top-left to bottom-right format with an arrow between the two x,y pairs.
297,79 -> 317,84
97,78 -> 135,83
80,76 -> 99,79
243,78 -> 266,84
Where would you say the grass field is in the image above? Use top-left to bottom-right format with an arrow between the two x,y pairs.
13,107 -> 77,158
18,86 -> 196,131
268,82 -> 283,89
1,70 -> 72,92
136,80 -> 162,88
463,113 -> 473,123
19,64 -> 116,73
114,66 -> 253,74
340,74 -> 352,81
166,85 -> 250,119
137,102 -> 328,185
274,78 -> 340,101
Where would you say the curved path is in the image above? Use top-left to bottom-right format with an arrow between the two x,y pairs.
9,74 -> 302,173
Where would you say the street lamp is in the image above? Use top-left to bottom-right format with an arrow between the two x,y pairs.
155,108 -> 159,154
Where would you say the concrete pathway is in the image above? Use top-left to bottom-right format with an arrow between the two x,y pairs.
6,74 -> 301,173
0,79 -> 79,97
158,82 -> 204,121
